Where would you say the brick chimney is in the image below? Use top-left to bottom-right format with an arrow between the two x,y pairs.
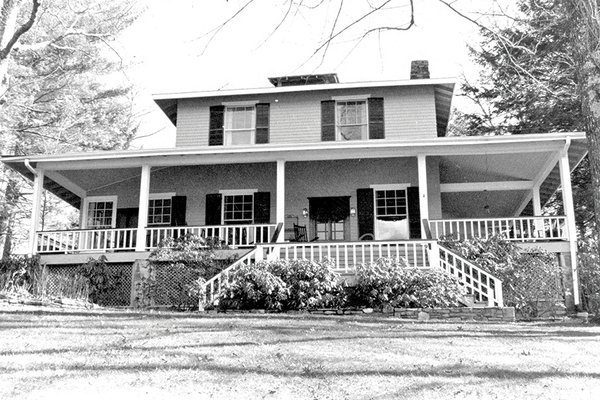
410,60 -> 430,79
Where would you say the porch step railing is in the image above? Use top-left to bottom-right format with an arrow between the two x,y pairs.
429,216 -> 568,242
146,224 -> 277,249
438,244 -> 504,307
36,228 -> 137,253
271,240 -> 437,273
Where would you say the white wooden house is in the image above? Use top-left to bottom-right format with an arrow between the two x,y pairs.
0,61 -> 587,308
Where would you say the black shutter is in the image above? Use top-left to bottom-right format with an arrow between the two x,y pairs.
407,187 -> 421,239
357,188 -> 374,238
321,100 -> 336,141
368,97 -> 384,139
170,196 -> 187,226
253,192 -> 271,223
205,193 -> 222,225
255,103 -> 270,144
209,105 -> 224,146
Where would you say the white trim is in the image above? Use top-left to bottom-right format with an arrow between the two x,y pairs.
370,183 -> 411,190
82,195 -> 118,229
440,181 -> 534,193
152,78 -> 456,101
277,160 -> 285,242
221,190 -> 255,225
331,94 -> 371,101
417,154 -> 429,238
3,132 -> 586,168
219,189 -> 257,195
136,165 -> 151,251
149,192 -> 176,200
29,169 -> 44,255
222,100 -> 259,106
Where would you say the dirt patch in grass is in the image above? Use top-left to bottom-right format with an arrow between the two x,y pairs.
1,304 -> 599,400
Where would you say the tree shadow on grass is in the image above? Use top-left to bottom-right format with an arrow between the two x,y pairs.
3,361 -> 599,381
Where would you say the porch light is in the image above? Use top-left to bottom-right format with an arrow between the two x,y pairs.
350,207 -> 356,217
302,208 -> 309,218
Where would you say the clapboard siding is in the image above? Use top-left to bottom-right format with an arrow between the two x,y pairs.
175,99 -> 209,147
173,85 -> 438,147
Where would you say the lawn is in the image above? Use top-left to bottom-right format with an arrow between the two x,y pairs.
0,305 -> 599,400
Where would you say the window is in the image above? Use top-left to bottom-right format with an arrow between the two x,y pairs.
223,194 -> 254,224
148,197 -> 172,226
84,196 -> 117,228
337,100 -> 367,141
375,189 -> 407,221
225,106 -> 255,145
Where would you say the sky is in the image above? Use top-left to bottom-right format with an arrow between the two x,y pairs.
118,0 -> 493,149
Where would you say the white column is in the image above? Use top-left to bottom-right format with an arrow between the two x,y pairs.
559,151 -> 579,306
532,184 -> 544,237
28,169 -> 45,255
417,154 -> 429,238
276,160 -> 285,242
135,165 -> 151,252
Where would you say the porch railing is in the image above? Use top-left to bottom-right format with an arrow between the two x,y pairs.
429,216 -> 568,242
36,223 -> 277,254
270,240 -> 437,273
145,224 -> 277,249
36,228 -> 138,253
438,244 -> 503,307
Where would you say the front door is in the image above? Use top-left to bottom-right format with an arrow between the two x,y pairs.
308,196 -> 350,241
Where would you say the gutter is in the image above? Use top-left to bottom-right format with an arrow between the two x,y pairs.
24,159 -> 37,176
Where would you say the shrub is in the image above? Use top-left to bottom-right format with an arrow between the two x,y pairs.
268,259 -> 345,309
441,235 -> 563,318
218,262 -> 289,310
0,255 -> 43,296
353,257 -> 465,308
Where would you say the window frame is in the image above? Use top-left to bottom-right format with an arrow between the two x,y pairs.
370,184 -> 411,222
332,94 -> 370,142
82,196 -> 118,229
223,101 -> 258,146
219,189 -> 257,225
148,192 -> 176,227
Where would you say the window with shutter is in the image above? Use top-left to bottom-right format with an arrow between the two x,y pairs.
209,102 -> 270,146
322,97 -> 384,141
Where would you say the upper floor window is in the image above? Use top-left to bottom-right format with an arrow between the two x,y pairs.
225,106 -> 255,145
84,196 -> 117,229
322,97 -> 384,142
209,103 -> 270,146
337,100 -> 367,141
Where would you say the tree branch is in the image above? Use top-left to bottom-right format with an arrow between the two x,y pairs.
0,0 -> 41,61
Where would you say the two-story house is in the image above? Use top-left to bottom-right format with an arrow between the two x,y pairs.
1,61 -> 588,309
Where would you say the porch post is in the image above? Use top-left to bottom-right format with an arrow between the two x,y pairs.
276,160 -> 285,242
532,184 -> 544,236
558,149 -> 579,306
28,168 -> 45,256
417,154 -> 429,238
135,165 -> 151,252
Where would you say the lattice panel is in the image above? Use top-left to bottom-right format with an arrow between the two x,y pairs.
150,263 -> 202,309
44,263 -> 133,307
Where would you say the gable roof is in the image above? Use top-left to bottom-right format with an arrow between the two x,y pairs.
153,77 -> 456,136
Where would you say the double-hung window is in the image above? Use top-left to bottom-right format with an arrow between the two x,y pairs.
337,100 -> 367,141
225,106 -> 255,145
375,189 -> 408,221
84,196 -> 117,229
222,192 -> 254,224
148,193 -> 175,226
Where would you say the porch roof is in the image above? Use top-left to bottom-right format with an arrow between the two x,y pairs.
0,132 -> 588,213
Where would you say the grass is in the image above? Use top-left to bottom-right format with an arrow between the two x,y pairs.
0,305 -> 599,400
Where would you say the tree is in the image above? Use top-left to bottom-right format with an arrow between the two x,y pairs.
0,0 -> 142,256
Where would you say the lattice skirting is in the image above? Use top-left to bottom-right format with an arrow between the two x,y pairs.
43,263 -> 133,307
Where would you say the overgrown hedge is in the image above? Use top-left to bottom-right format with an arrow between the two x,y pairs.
352,258 -> 465,308
218,257 -> 467,311
0,255 -> 42,295
441,235 -> 563,318
218,259 -> 345,311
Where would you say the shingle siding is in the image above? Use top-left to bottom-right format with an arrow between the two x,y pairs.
173,85 -> 438,147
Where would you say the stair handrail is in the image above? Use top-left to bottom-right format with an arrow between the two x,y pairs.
437,244 -> 504,307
